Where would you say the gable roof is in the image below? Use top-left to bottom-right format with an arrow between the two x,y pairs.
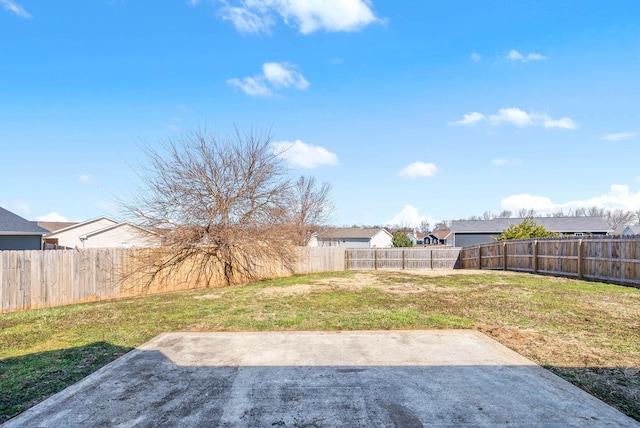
407,232 -> 427,240
624,225 -> 640,235
430,229 -> 452,240
80,222 -> 159,239
317,227 -> 391,240
37,221 -> 79,232
450,217 -> 612,234
0,207 -> 48,235
44,216 -> 119,236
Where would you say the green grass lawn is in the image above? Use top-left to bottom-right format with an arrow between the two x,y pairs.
1,270 -> 639,422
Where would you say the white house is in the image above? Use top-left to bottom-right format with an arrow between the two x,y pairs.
308,227 -> 393,248
44,217 -> 160,249
77,222 -> 161,249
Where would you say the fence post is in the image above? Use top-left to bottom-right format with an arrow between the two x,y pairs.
532,240 -> 538,273
374,249 -> 378,270
344,249 -> 349,271
577,239 -> 583,279
478,246 -> 482,270
430,249 -> 434,270
502,241 -> 507,270
402,249 -> 406,269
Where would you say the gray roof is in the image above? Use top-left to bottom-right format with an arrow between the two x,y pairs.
318,227 -> 390,239
624,225 -> 640,235
0,207 -> 48,235
450,217 -> 612,234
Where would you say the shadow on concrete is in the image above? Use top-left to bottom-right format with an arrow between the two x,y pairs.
545,365 -> 640,423
0,342 -> 132,424
3,331 -> 638,427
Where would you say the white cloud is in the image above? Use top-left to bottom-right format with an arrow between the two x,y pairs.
386,205 -> 433,228
220,5 -> 275,34
228,62 -> 308,97
219,0 -> 381,34
501,194 -> 556,213
1,0 -> 31,18
78,174 -> 95,184
398,162 -> 438,179
226,76 -> 273,97
489,108 -> 533,127
600,132 -> 636,142
271,140 -> 338,168
35,212 -> 69,222
470,52 -> 481,62
561,184 -> 640,212
451,108 -> 577,130
540,114 -> 577,129
507,49 -> 547,63
491,158 -> 520,167
448,112 -> 484,126
501,184 -> 640,215
263,62 -> 309,89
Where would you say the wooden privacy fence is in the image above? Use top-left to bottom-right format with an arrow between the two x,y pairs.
459,237 -> 640,287
0,246 -> 345,314
346,247 -> 460,270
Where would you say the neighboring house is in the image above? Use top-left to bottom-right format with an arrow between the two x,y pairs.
76,222 -> 161,249
44,217 -> 160,249
406,232 -> 427,246
37,221 -> 79,233
308,227 -> 393,248
622,225 -> 640,236
0,207 -> 48,250
429,229 -> 453,246
450,217 -> 612,247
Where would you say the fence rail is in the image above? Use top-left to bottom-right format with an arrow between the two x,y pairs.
459,237 -> 640,287
0,247 -> 345,314
345,247 -> 460,270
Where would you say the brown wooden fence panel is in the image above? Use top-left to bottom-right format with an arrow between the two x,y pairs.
345,248 -> 460,270
505,241 -> 533,272
0,247 -> 349,314
460,237 -> 640,287
460,246 -> 479,269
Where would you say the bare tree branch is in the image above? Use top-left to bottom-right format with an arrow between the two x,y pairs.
123,127 -> 317,286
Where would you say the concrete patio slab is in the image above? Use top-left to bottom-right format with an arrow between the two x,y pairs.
4,330 -> 638,427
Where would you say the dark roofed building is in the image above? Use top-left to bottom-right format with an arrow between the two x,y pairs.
450,217 -> 612,247
0,207 -> 48,250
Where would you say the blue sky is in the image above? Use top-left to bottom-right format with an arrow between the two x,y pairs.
1,0 -> 639,228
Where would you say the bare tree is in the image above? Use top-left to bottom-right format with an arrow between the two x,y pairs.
433,220 -> 451,231
587,206 -> 606,217
497,210 -> 512,218
287,175 -> 334,246
518,208 -> 537,218
126,128 -> 318,286
604,209 -> 636,230
418,220 -> 430,234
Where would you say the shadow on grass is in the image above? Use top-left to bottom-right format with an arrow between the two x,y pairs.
0,342 -> 133,423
